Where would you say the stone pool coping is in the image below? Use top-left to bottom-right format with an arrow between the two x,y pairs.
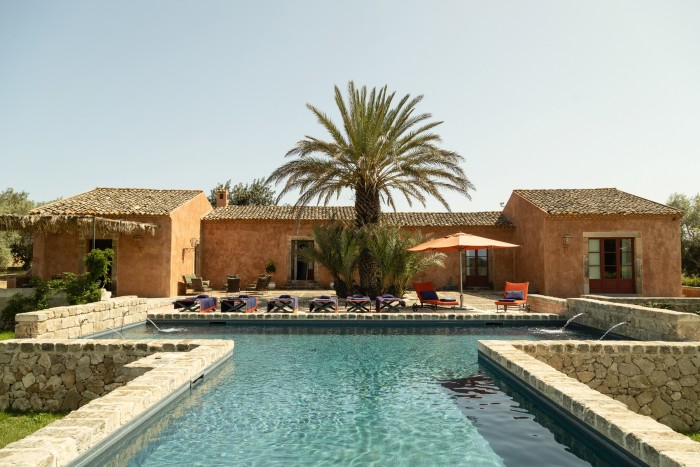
148,310 -> 563,324
0,338 -> 233,466
478,340 -> 700,467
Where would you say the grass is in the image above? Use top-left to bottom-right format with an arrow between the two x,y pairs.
0,411 -> 66,448
0,331 -> 14,340
688,432 -> 700,443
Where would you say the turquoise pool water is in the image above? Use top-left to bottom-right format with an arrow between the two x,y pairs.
98,325 -> 618,466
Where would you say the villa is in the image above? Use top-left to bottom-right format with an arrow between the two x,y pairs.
24,188 -> 682,298
25,186 -> 683,298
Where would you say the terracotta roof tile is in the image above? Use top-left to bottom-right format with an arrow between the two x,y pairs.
514,188 -> 681,216
204,205 -> 512,227
30,188 -> 203,216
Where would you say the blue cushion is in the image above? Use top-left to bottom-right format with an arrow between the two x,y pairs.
352,294 -> 364,298
505,291 -> 524,300
196,294 -> 209,298
319,295 -> 330,299
419,290 -> 439,301
439,298 -> 456,302
279,294 -> 291,298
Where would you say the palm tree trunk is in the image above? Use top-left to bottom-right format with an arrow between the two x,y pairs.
355,186 -> 381,297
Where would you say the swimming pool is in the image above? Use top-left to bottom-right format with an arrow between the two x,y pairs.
93,325 -> 625,466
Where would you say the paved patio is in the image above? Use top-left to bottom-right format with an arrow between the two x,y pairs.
171,288 -> 509,313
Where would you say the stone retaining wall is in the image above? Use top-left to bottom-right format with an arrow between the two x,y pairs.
528,294 -> 567,314
14,296 -> 172,339
568,298 -> 700,341
521,341 -> 700,432
0,339 -> 233,466
584,295 -> 700,314
0,339 -> 201,412
479,340 -> 700,467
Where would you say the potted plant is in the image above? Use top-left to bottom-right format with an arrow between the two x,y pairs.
265,259 -> 277,289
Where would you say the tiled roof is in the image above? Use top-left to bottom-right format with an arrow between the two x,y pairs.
204,205 -> 513,227
514,188 -> 681,216
30,188 -> 203,216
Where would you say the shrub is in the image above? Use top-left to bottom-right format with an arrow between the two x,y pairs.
0,278 -> 57,330
682,276 -> 700,287
9,236 -> 32,269
61,248 -> 114,305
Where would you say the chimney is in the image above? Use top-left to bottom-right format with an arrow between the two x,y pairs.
216,188 -> 229,208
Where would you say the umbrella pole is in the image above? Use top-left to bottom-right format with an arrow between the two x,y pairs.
459,250 -> 464,308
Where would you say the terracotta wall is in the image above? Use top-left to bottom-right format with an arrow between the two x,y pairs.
32,233 -> 81,280
502,193 -> 548,293
201,219 -> 323,289
502,193 -> 681,298
201,220 -> 516,291
542,216 -> 682,297
115,216 -> 172,298
168,193 -> 212,296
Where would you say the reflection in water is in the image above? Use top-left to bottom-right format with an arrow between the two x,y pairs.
440,374 -> 616,467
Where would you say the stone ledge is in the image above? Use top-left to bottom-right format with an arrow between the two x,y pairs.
149,311 -> 562,323
0,339 -> 233,466
478,340 -> 700,467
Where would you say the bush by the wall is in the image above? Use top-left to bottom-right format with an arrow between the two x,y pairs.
682,276 -> 700,287
0,279 -> 57,330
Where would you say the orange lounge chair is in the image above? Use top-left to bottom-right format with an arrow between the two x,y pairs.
412,282 -> 459,311
494,282 -> 529,312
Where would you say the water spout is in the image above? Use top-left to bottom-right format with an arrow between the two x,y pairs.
598,321 -> 628,341
106,327 -> 126,339
560,313 -> 586,331
146,318 -> 186,333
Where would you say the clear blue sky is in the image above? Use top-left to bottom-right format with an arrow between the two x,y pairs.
1,1 -> 698,212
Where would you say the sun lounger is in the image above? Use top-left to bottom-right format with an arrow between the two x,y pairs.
345,294 -> 372,313
375,294 -> 406,312
309,296 -> 338,312
221,295 -> 258,313
267,295 -> 299,313
173,295 -> 218,313
494,282 -> 529,312
412,282 -> 458,311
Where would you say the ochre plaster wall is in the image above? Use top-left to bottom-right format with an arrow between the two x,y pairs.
201,219 -> 325,289
32,233 -> 81,280
543,216 -> 682,298
502,193 -> 681,298
502,193 -> 547,293
168,193 -> 212,296
115,215 -> 172,298
201,220 -> 516,291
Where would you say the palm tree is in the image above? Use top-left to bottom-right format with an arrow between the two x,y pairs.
268,82 -> 474,295
300,222 -> 360,298
366,226 -> 446,297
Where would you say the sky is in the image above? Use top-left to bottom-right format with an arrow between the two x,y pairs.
1,1 -> 699,213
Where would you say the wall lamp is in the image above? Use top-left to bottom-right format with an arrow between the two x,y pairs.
562,233 -> 573,252
182,238 -> 200,260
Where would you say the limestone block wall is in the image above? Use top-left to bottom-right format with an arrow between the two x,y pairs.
0,340 -> 182,412
0,339 -> 233,466
479,340 -> 700,466
568,298 -> 700,341
584,295 -> 700,314
528,294 -> 567,314
522,341 -> 700,432
14,296 -> 172,339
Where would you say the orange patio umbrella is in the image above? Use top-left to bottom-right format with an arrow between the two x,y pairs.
407,233 -> 520,307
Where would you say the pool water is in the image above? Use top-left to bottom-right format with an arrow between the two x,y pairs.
97,325 -> 618,466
